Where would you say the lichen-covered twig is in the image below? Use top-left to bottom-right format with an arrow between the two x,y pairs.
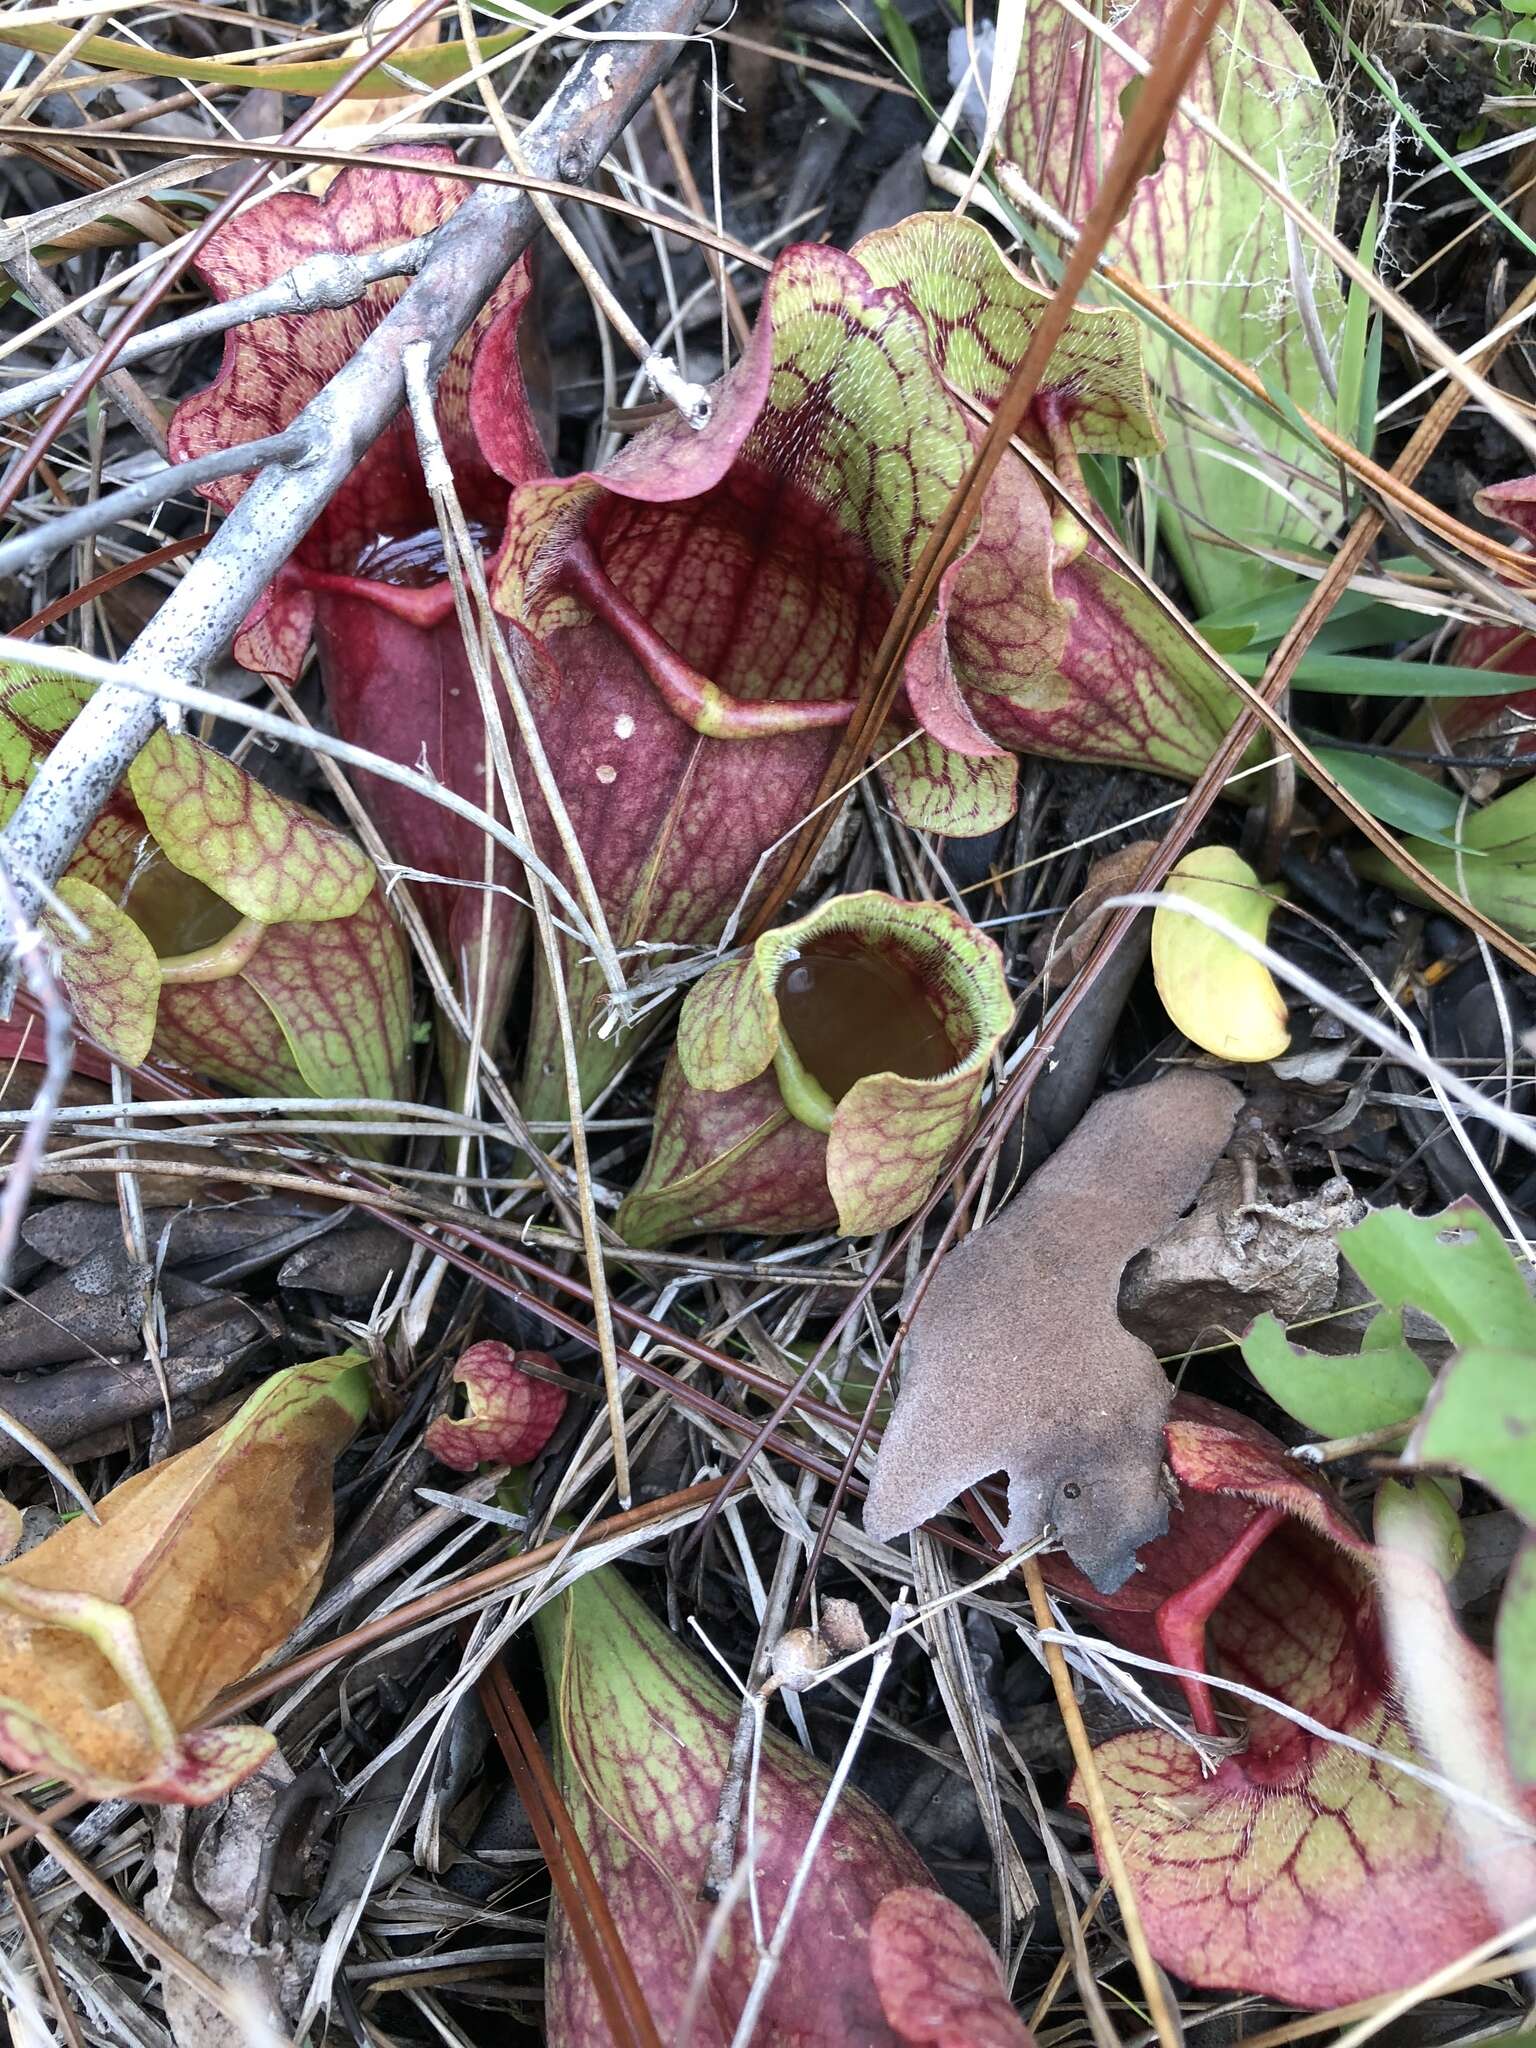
0,0 -> 712,978
0,235 -> 433,424
0,431 -> 306,576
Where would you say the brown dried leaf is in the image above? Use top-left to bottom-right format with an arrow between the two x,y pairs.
864,1073 -> 1240,1591
0,1353 -> 367,1801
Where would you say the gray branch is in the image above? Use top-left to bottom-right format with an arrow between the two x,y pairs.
0,431 -> 305,574
0,236 -> 431,425
0,0 -> 710,962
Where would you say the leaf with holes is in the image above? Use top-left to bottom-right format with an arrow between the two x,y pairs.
0,1355 -> 367,1803
1242,1306 -> 1432,1438
425,1343 -> 568,1471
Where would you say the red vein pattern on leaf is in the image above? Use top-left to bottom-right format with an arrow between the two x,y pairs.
130,732 -> 371,926
45,879 -> 160,1068
1431,475 -> 1536,756
868,1889 -> 1036,2047
1049,1397 -> 1536,2007
166,156 -> 543,1035
542,1567 -> 931,2046
424,1342 -> 567,1472
479,240 -> 1060,1105
152,883 -> 410,1109
617,1061 -> 832,1247
0,672 -> 144,892
168,150 -> 531,679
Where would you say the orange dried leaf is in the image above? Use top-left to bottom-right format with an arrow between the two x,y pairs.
0,1353 -> 368,1803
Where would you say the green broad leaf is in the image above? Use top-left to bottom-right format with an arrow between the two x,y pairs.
1335,193 -> 1380,452
1410,1346 -> 1536,1521
1342,1204 -> 1536,1354
1228,649 -> 1527,696
1242,1306 -> 1431,1437
1497,1538 -> 1536,1783
1308,600 -> 1444,655
1308,747 -> 1486,852
1201,623 -> 1258,654
1194,581 -> 1398,654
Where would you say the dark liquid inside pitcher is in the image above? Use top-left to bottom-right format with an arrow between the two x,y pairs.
354,522 -> 497,588
124,859 -> 242,956
776,934 -> 959,1103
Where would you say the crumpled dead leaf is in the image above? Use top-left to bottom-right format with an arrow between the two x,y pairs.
1120,1164 -> 1362,1353
864,1072 -> 1240,1591
0,1352 -> 367,1802
149,1755 -> 324,2048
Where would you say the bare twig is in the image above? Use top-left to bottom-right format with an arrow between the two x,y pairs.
0,430 -> 305,574
5,251 -> 169,453
0,235 -> 433,422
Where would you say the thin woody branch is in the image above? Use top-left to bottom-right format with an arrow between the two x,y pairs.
0,234 -> 433,424
0,0 -> 709,969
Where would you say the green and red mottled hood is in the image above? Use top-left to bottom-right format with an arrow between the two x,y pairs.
1,667 -> 410,1130
534,1561 -> 935,2047
616,891 -> 1013,1244
1045,1396 -> 1536,2007
475,211 -> 1238,1111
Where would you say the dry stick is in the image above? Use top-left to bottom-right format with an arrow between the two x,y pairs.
0,233 -> 433,419
5,251 -> 168,455
648,82 -> 752,350
0,429 -> 305,575
0,1849 -> 86,2048
478,1650 -> 664,2048
13,534 -> 207,642
1263,271 -> 1536,699
992,161 -> 1536,589
1019,1559 -> 1179,2048
212,1479 -> 733,1722
0,0 -> 714,963
454,0 -> 709,425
